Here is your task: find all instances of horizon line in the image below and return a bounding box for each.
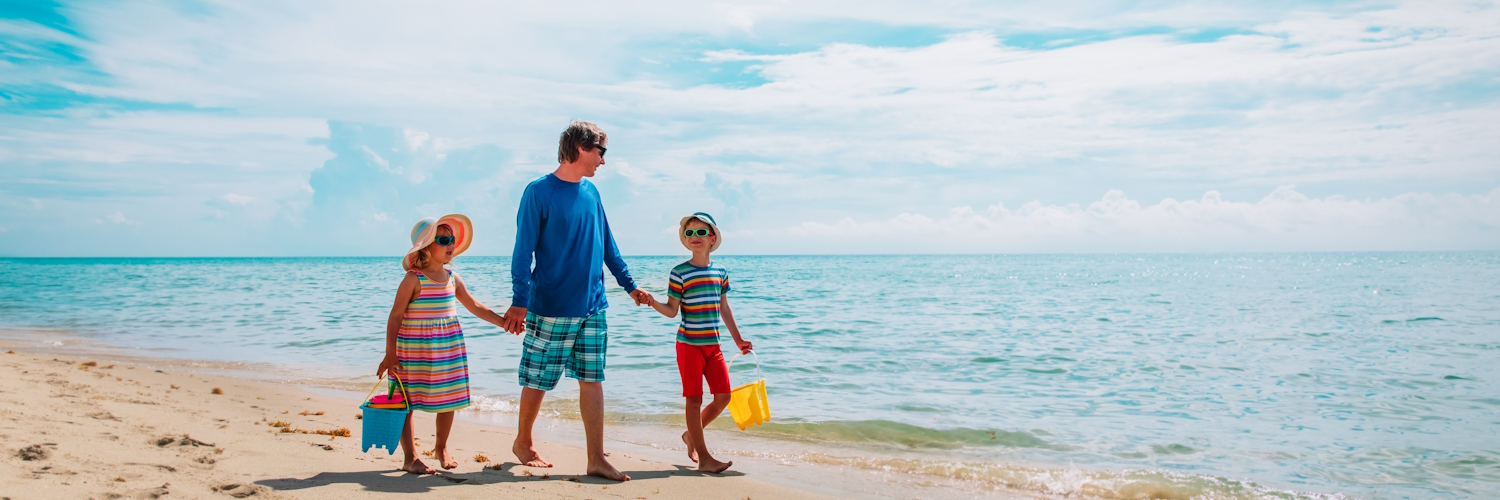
[3,250,1497,259]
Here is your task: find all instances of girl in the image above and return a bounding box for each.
[377,214,507,474]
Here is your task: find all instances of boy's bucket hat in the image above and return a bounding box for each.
[678,212,722,253]
[402,214,473,271]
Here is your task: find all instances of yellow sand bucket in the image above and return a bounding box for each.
[726,351,769,431]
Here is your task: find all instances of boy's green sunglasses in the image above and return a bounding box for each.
[684,228,714,237]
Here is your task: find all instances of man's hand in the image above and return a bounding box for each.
[503,306,527,335]
[629,289,653,306]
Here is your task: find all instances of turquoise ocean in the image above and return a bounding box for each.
[2,253,1497,499]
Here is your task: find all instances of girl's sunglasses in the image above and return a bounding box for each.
[684,229,714,237]
[434,236,456,246]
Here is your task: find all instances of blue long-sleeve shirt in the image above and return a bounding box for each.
[510,173,637,317]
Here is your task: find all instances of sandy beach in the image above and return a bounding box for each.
[0,346,831,500]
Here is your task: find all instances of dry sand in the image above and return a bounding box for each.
[0,348,831,499]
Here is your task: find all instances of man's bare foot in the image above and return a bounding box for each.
[681,431,698,463]
[697,456,732,474]
[402,459,435,475]
[512,440,552,468]
[433,447,458,470]
[586,457,631,482]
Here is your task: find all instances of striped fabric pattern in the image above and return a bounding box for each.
[396,270,471,413]
[667,262,730,346]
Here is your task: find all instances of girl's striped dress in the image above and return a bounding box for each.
[396,270,471,412]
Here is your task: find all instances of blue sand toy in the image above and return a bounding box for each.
[360,373,411,454]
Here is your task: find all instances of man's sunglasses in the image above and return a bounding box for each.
[434,236,456,246]
[595,145,607,157]
[684,229,714,237]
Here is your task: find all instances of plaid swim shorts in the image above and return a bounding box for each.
[518,311,608,390]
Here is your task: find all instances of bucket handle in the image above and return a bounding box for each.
[364,370,410,407]
[727,350,763,384]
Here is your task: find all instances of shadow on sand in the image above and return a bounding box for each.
[256,461,744,493]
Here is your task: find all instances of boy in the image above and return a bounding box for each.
[646,212,753,473]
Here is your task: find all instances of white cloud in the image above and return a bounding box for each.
[0,113,327,165]
[223,193,255,205]
[663,25,1499,181]
[2,0,1497,255]
[700,49,785,63]
[17,1,1494,190]
[704,171,755,221]
[718,4,757,33]
[105,210,140,225]
[781,185,1500,253]
[403,128,430,152]
[11,198,44,210]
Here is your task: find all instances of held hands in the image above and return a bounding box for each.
[629,289,654,307]
[484,313,510,331]
[500,291,650,336]
[501,306,527,335]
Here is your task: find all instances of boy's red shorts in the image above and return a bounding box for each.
[676,342,731,397]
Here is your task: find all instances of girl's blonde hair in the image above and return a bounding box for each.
[407,224,452,270]
[410,245,435,270]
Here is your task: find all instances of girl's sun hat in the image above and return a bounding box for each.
[678,212,722,252]
[402,214,473,271]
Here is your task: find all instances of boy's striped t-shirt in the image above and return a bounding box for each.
[668,262,730,346]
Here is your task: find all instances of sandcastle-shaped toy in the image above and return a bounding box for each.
[360,372,410,454]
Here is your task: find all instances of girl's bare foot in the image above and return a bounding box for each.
[512,440,552,468]
[402,459,435,475]
[697,456,732,474]
[586,457,631,481]
[681,431,698,463]
[433,448,458,470]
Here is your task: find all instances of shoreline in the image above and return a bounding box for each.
[0,329,1366,500]
[0,337,1048,499]
[0,344,848,499]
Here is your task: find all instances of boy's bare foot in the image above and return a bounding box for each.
[697,457,732,474]
[402,459,435,475]
[433,448,458,470]
[586,457,631,481]
[512,440,552,468]
[681,431,698,463]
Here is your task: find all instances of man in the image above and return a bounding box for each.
[503,120,651,482]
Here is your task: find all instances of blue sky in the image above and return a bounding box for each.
[1,0,1497,256]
